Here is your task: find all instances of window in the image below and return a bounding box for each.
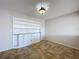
[13,17,41,48]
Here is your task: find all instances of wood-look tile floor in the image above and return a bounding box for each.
[0,40,79,59]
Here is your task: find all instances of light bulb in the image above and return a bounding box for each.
[37,7,46,15]
[39,9,46,14]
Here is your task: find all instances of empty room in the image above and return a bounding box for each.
[0,0,79,59]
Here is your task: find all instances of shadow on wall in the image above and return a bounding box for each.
[46,35,79,50]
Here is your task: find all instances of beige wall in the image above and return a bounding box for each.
[0,8,45,52]
[45,11,79,50]
[0,9,13,51]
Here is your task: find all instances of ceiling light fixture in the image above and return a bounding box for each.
[36,0,48,15]
[39,7,46,15]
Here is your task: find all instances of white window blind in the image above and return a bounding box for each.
[13,17,41,48]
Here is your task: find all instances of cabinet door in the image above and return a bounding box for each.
[23,34,32,46]
[31,33,40,44]
[18,35,24,48]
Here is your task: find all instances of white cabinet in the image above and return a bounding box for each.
[13,32,41,48]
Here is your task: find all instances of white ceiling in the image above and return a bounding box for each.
[0,0,79,20]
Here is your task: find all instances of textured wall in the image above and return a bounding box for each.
[45,11,79,50]
[0,8,45,52]
[0,9,13,51]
